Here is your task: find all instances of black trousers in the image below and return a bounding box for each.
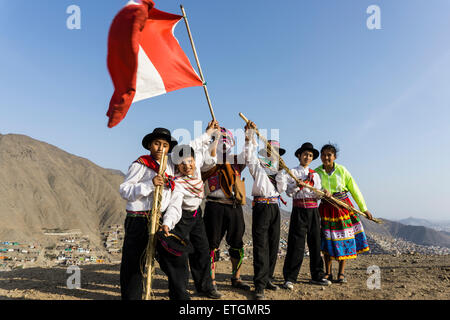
[120,209,214,300]
[155,208,215,300]
[119,216,149,300]
[156,240,190,300]
[120,216,186,300]
[174,208,215,294]
[252,203,280,291]
[203,201,245,251]
[283,206,325,282]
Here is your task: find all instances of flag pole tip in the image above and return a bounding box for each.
[180,4,186,16]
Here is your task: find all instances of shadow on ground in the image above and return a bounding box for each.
[0,264,123,300]
[0,263,241,300]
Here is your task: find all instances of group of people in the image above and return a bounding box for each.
[118,119,374,300]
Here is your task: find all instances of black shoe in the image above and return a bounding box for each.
[310,278,331,286]
[265,281,279,291]
[254,289,265,300]
[202,288,223,299]
[231,278,251,291]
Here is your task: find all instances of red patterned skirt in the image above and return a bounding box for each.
[319,193,369,260]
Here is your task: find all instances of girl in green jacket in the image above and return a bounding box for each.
[315,144,373,283]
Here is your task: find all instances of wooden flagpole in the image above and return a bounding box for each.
[239,112,383,224]
[180,5,216,121]
[143,149,169,300]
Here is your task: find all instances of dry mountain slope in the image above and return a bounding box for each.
[362,218,450,248]
[1,133,449,252]
[0,133,126,245]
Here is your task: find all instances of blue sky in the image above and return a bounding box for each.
[1,0,449,220]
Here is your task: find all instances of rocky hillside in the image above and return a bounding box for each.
[0,134,127,247]
[398,217,450,233]
[362,218,450,249]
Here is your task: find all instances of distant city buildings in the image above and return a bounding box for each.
[1,223,448,272]
[0,242,40,270]
[0,225,125,271]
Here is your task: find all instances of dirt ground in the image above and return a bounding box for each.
[0,254,448,300]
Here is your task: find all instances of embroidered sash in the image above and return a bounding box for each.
[298,169,315,191]
[258,158,287,206]
[293,198,318,208]
[175,176,204,199]
[134,155,175,191]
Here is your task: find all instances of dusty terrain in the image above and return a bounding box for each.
[0,254,448,300]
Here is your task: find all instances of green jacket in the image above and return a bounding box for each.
[314,163,368,212]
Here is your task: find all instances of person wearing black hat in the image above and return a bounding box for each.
[277,142,331,290]
[158,136,223,300]
[244,122,286,300]
[118,122,218,300]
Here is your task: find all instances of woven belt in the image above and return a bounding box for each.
[126,210,151,217]
[293,198,318,209]
[206,196,235,205]
[253,196,279,205]
[332,191,349,200]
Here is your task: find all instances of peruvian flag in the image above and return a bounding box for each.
[106,0,203,128]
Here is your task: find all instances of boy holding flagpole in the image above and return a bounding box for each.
[158,121,223,300]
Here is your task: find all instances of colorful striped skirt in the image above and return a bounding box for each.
[319,193,369,260]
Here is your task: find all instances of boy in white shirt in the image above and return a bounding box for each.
[159,134,223,300]
[119,122,217,300]
[244,122,286,300]
[277,142,331,290]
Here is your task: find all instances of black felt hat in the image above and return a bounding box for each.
[294,142,319,160]
[142,128,178,152]
[156,231,193,256]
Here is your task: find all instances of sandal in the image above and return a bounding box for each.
[337,273,347,283]
[324,273,333,282]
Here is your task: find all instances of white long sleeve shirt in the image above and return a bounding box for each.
[163,132,216,229]
[119,132,214,230]
[163,178,203,229]
[245,140,282,198]
[276,165,322,200]
[119,158,175,212]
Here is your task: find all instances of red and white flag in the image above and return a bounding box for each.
[106,0,203,128]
